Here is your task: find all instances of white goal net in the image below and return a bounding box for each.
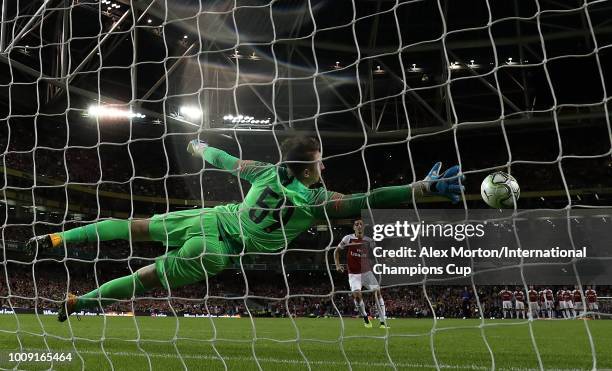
[0,0,611,370]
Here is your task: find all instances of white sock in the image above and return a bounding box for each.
[357,299,367,317]
[377,297,386,323]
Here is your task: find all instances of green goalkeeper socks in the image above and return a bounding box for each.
[75,272,147,311]
[58,220,131,245]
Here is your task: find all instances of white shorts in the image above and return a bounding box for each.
[349,271,379,292]
[574,302,583,311]
[529,302,539,312]
[559,301,567,310]
[544,301,553,310]
[516,301,525,310]
[565,300,574,309]
[587,302,599,311]
[502,300,513,309]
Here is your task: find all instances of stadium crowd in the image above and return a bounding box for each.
[1,264,610,319]
[2,119,611,214]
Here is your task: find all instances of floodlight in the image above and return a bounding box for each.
[87,105,146,119]
[179,106,202,120]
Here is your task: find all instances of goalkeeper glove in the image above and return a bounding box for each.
[423,162,464,204]
[187,139,208,157]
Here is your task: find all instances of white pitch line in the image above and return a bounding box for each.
[73,351,590,371]
[7,348,489,370]
[3,348,594,370]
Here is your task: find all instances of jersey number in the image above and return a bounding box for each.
[249,187,295,233]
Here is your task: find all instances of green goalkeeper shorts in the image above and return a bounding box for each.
[151,209,231,289]
[149,208,214,247]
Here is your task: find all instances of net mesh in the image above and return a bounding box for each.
[0,0,611,370]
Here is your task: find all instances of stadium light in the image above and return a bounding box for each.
[87,105,146,119]
[223,114,270,125]
[408,63,423,73]
[179,106,202,120]
[449,61,462,70]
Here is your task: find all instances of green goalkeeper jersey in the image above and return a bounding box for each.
[203,147,415,253]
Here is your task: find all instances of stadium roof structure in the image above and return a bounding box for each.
[0,0,610,140]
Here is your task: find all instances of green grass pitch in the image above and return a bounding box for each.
[0,314,610,370]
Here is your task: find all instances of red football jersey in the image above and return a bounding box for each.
[538,291,545,303]
[545,289,553,301]
[573,289,582,302]
[563,291,572,302]
[585,289,597,303]
[340,234,374,274]
[556,290,564,302]
[514,290,525,302]
[528,290,538,302]
[500,290,512,301]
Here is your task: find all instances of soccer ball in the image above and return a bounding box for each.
[480,171,520,208]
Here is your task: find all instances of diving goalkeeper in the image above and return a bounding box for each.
[25,137,464,322]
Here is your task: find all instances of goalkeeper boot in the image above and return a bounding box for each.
[363,316,372,328]
[58,293,78,322]
[25,234,62,255]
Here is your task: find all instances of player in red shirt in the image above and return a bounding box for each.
[513,288,526,319]
[556,289,568,318]
[527,286,539,319]
[543,288,554,318]
[562,288,575,319]
[572,286,584,317]
[499,287,514,319]
[537,290,547,318]
[335,219,388,329]
[585,286,600,319]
